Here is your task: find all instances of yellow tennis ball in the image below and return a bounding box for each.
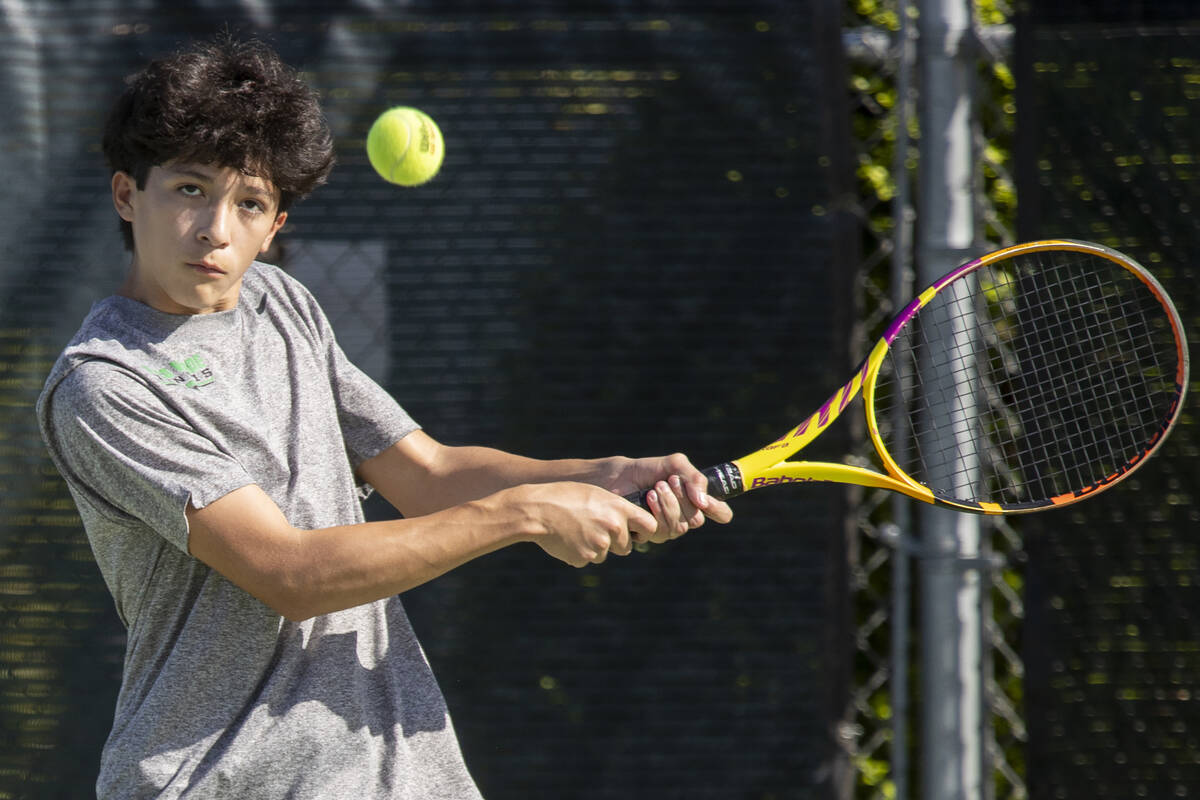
[366,106,445,186]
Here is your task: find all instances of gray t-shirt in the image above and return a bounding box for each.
[37,263,482,799]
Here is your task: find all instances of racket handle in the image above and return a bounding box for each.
[621,463,744,510]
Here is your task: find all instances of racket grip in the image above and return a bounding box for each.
[621,463,744,510]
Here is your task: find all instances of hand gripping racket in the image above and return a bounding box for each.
[629,240,1188,514]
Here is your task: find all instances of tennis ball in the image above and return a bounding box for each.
[982,268,1015,304]
[366,106,445,186]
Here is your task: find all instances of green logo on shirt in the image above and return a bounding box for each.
[151,353,215,389]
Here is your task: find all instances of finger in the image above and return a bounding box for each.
[631,488,657,544]
[667,467,732,525]
[609,519,633,556]
[666,474,704,531]
[627,499,658,543]
[668,474,697,509]
[701,496,734,524]
[668,476,711,527]
[682,471,712,511]
[649,479,689,540]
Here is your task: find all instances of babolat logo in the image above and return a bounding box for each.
[750,475,813,489]
[150,353,215,389]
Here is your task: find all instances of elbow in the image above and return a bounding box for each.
[259,572,325,623]
[270,595,320,624]
[186,488,331,621]
[250,546,327,623]
[251,584,310,623]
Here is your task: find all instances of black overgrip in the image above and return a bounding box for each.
[621,462,744,510]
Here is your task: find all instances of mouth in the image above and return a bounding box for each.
[187,261,226,277]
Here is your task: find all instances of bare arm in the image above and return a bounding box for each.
[186,430,731,622]
[187,477,653,622]
[357,430,732,539]
[355,430,622,516]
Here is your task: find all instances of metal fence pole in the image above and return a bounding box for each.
[889,0,917,797]
[916,0,984,799]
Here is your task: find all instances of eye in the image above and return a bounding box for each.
[178,184,203,197]
[239,198,266,213]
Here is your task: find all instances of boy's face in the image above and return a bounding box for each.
[112,162,287,315]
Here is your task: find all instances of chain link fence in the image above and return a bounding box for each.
[0,2,857,798]
[842,1,1027,798]
[1017,6,1200,796]
[11,3,1194,799]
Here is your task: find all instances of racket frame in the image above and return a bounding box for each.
[717,239,1188,515]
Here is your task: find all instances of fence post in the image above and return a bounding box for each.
[916,0,984,799]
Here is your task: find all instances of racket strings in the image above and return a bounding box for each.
[988,260,1169,497]
[876,249,1183,507]
[1003,259,1165,494]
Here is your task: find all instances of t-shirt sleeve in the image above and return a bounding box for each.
[274,272,420,466]
[265,265,420,467]
[326,339,420,468]
[43,360,255,553]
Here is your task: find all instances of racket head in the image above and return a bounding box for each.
[865,239,1188,513]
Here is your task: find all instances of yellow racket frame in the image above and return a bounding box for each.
[722,239,1188,515]
[730,335,940,509]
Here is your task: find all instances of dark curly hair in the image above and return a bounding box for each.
[103,36,335,250]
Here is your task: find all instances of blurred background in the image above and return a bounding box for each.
[0,1,1197,799]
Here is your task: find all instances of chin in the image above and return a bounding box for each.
[169,288,235,315]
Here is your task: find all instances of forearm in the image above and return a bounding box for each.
[283,492,536,618]
[360,431,626,517]
[189,483,542,621]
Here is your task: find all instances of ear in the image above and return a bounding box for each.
[111,171,137,222]
[259,211,288,254]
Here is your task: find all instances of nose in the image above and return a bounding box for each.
[197,203,231,248]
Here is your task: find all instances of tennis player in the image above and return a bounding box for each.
[36,36,732,799]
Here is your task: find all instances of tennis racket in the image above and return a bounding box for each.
[628,240,1188,514]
